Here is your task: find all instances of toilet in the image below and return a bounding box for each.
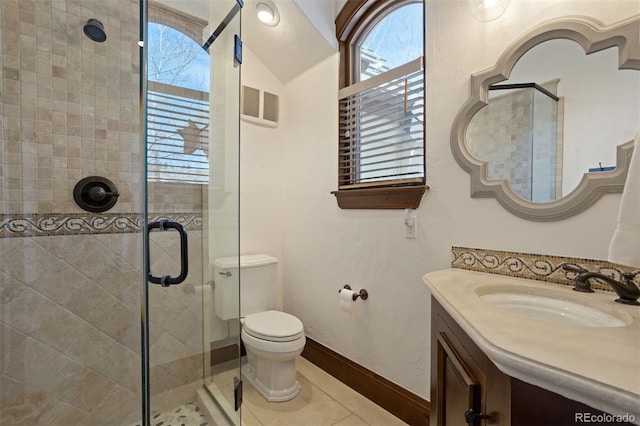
[213,254,306,402]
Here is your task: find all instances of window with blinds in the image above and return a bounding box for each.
[338,57,425,189]
[147,81,210,184]
[333,0,426,208]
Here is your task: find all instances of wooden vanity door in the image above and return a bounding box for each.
[436,333,485,426]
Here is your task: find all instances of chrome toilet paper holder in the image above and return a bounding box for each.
[339,285,368,301]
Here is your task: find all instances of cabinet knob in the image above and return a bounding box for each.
[464,409,488,424]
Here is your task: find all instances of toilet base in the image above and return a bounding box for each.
[242,361,301,402]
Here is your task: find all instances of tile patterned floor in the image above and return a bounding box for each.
[210,356,408,426]
[130,356,408,426]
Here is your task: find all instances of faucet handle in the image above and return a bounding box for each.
[622,271,640,282]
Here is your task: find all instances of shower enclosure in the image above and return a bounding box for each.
[0,0,242,424]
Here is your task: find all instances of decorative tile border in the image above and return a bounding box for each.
[0,213,203,238]
[451,246,639,293]
[149,213,203,233]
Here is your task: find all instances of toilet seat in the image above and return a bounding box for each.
[243,310,304,342]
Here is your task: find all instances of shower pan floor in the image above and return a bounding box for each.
[128,401,209,426]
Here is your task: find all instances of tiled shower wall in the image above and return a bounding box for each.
[1,1,208,424]
[0,0,142,214]
[0,0,203,214]
[1,230,205,425]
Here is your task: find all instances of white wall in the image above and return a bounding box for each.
[240,47,287,309]
[241,0,640,401]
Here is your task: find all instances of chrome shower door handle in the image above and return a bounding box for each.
[147,219,189,287]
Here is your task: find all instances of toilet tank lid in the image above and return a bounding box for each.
[213,254,278,269]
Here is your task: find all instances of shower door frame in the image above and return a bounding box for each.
[139,2,150,424]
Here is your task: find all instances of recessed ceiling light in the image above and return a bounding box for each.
[256,1,280,27]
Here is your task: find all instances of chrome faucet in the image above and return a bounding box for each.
[562,264,640,306]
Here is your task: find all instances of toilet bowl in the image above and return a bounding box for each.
[213,254,306,402]
[241,310,306,402]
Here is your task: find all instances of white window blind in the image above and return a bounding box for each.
[338,57,425,189]
[147,81,210,184]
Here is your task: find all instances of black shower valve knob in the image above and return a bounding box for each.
[87,186,119,202]
[73,176,120,213]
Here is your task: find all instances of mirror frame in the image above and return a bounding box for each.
[451,16,640,221]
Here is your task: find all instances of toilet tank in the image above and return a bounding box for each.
[213,254,278,320]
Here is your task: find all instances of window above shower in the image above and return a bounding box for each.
[147,22,211,185]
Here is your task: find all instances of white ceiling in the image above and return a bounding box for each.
[242,0,337,82]
[155,0,345,83]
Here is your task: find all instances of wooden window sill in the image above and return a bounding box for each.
[331,185,429,209]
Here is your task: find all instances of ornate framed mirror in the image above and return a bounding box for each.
[451,16,639,221]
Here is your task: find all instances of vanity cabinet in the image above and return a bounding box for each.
[430,298,634,426]
[431,298,509,425]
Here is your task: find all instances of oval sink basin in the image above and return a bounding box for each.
[480,293,628,327]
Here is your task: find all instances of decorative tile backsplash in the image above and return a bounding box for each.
[0,212,203,238]
[451,246,639,293]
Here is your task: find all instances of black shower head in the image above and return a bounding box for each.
[83,18,106,42]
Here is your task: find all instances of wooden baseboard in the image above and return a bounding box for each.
[301,337,430,425]
[210,341,245,366]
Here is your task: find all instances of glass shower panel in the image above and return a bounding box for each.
[0,1,144,424]
[144,1,241,425]
[202,5,242,426]
[531,88,560,203]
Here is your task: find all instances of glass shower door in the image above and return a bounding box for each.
[143,1,241,425]
[201,4,243,425]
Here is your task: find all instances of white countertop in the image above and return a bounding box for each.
[423,269,640,422]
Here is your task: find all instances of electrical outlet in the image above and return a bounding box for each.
[405,215,417,239]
